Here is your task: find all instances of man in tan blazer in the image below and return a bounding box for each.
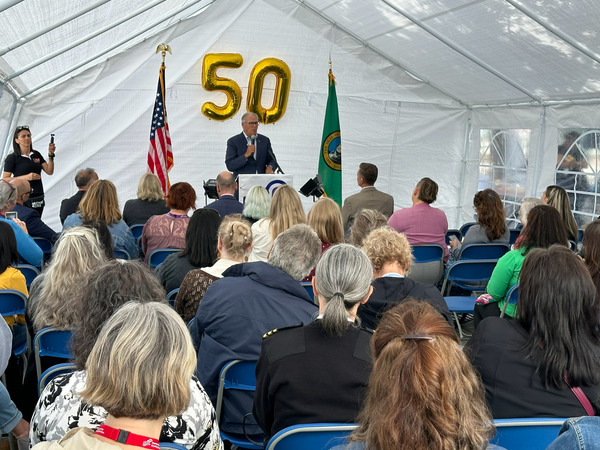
[342,162,394,230]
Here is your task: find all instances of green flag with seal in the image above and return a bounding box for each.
[318,66,342,206]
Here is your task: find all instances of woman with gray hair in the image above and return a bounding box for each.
[253,244,374,442]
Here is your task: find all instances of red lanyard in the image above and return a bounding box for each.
[94,424,160,449]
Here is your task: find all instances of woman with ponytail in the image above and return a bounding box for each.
[253,244,374,442]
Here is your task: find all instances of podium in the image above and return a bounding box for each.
[238,174,294,202]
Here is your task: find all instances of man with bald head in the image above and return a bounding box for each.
[205,171,244,219]
[10,178,59,243]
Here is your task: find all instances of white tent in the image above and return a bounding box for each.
[2,0,600,230]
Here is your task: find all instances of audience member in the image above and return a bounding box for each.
[0,179,43,266]
[59,168,98,225]
[346,301,495,450]
[10,178,58,243]
[32,302,221,450]
[63,179,138,259]
[474,205,568,325]
[80,219,113,259]
[175,215,252,323]
[241,185,270,225]
[254,244,373,442]
[190,224,320,436]
[0,222,27,328]
[517,197,543,228]
[341,163,394,230]
[122,173,169,226]
[156,208,220,294]
[205,171,243,218]
[0,319,29,450]
[31,260,223,449]
[546,417,600,450]
[348,209,387,247]
[542,184,579,242]
[583,219,600,296]
[360,227,452,329]
[248,184,306,262]
[28,227,108,333]
[387,177,449,261]
[449,189,509,259]
[465,245,600,418]
[141,181,196,259]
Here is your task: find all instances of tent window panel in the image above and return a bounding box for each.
[479,129,530,228]
[556,130,600,227]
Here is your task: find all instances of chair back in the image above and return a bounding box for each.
[38,362,76,395]
[445,229,462,246]
[166,288,179,307]
[215,359,262,449]
[15,264,41,287]
[408,244,445,285]
[0,290,28,357]
[130,224,145,240]
[500,284,519,318]
[441,260,498,295]
[34,327,73,380]
[458,243,510,260]
[113,249,131,260]
[578,228,584,243]
[459,222,476,237]
[159,443,188,450]
[33,236,53,263]
[491,418,565,450]
[147,248,181,269]
[509,229,521,246]
[300,282,315,303]
[266,423,357,450]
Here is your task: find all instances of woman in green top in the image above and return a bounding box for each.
[474,205,569,327]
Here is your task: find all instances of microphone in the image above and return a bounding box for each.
[251,135,256,145]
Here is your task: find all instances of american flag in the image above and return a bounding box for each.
[147,63,173,194]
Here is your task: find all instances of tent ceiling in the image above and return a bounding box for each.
[1,0,600,107]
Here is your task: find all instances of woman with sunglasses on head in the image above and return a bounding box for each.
[2,125,55,215]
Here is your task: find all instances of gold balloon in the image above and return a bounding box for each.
[201,53,243,121]
[247,58,291,124]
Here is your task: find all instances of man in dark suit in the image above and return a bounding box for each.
[59,168,98,224]
[341,162,394,230]
[11,178,59,243]
[205,171,244,219]
[225,112,277,178]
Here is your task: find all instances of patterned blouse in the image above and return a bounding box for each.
[141,214,189,261]
[30,370,223,450]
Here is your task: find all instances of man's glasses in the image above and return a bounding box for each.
[16,125,30,132]
[245,122,259,125]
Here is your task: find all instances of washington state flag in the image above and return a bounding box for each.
[318,67,342,206]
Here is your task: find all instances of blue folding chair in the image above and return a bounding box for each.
[15,264,41,287]
[166,288,179,307]
[0,290,28,359]
[459,222,476,237]
[458,243,510,260]
[130,224,145,240]
[113,249,131,260]
[34,327,73,380]
[509,229,521,246]
[38,362,76,395]
[409,244,445,285]
[445,229,462,246]
[441,260,498,338]
[491,418,565,450]
[215,360,262,449]
[300,282,315,303]
[159,443,187,449]
[266,423,357,450]
[500,283,519,318]
[578,228,584,243]
[147,248,181,269]
[33,236,53,264]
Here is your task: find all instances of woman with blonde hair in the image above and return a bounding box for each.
[32,301,216,449]
[63,179,138,258]
[248,185,305,262]
[307,197,344,250]
[175,215,253,323]
[348,300,496,450]
[242,185,271,225]
[122,173,169,226]
[542,185,579,242]
[28,226,108,332]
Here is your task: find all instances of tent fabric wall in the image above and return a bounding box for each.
[1,0,600,231]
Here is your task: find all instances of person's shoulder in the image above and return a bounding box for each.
[262,323,304,340]
[261,323,307,361]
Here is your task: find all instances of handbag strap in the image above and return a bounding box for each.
[564,374,595,416]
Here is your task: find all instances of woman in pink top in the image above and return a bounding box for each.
[141,182,196,260]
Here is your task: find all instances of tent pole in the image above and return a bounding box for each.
[1,99,23,164]
[6,0,168,80]
[0,0,112,57]
[18,0,214,99]
[456,113,472,228]
[531,106,547,196]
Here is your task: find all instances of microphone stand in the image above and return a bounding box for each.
[268,148,284,174]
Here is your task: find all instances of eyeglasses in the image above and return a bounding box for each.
[15,125,30,132]
[245,121,259,125]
